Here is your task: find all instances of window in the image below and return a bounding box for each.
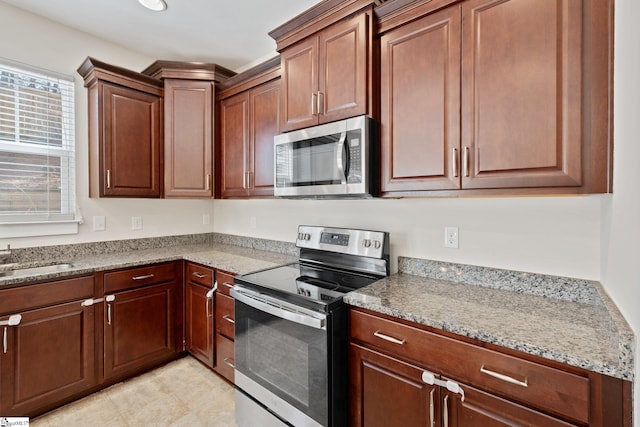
[0,59,76,228]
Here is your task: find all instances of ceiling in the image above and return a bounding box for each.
[1,0,319,72]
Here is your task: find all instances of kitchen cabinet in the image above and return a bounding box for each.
[378,0,613,195]
[142,61,236,198]
[270,0,375,132]
[0,276,97,417]
[218,58,280,198]
[78,57,163,198]
[103,262,180,382]
[185,262,216,367]
[349,308,628,427]
[212,271,236,383]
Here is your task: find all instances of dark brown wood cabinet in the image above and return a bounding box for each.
[185,262,216,367]
[349,307,630,427]
[78,57,163,198]
[102,262,179,382]
[212,271,236,383]
[142,61,235,198]
[270,0,375,132]
[218,58,280,198]
[378,0,613,196]
[0,276,97,417]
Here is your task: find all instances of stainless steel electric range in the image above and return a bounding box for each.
[232,225,390,427]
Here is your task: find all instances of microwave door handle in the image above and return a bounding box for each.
[336,131,348,184]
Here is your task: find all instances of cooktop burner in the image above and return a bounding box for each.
[235,262,380,311]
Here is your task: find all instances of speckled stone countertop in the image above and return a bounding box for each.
[0,233,297,288]
[344,257,635,381]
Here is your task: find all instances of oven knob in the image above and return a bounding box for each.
[298,232,304,240]
[304,233,311,241]
[363,239,371,248]
[374,240,381,249]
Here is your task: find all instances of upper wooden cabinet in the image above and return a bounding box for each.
[143,61,235,198]
[270,0,376,132]
[78,58,163,198]
[218,57,281,198]
[377,0,613,196]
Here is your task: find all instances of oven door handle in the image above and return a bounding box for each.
[232,287,327,330]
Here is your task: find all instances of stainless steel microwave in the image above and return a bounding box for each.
[274,115,377,198]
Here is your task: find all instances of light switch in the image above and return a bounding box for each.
[132,216,143,230]
[93,216,106,231]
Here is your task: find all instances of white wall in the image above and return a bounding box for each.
[0,2,215,249]
[604,0,640,424]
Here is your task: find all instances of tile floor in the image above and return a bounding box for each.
[31,356,238,427]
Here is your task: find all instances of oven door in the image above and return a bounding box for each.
[232,285,329,427]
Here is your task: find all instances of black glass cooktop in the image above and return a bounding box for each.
[234,262,380,312]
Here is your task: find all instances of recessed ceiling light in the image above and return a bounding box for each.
[138,0,167,12]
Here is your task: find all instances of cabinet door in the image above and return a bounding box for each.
[185,281,214,367]
[248,79,280,197]
[443,384,578,427]
[0,300,96,416]
[280,36,319,132]
[349,343,439,427]
[461,0,582,189]
[318,12,370,124]
[101,82,162,197]
[380,7,461,193]
[104,282,176,381]
[220,92,250,197]
[164,79,213,197]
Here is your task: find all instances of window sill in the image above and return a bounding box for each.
[0,219,80,238]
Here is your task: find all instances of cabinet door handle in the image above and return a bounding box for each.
[373,330,406,345]
[317,91,324,115]
[106,295,115,325]
[1,314,22,354]
[205,174,211,191]
[443,395,449,427]
[192,272,207,279]
[106,169,111,189]
[429,388,435,427]
[463,146,470,177]
[480,365,528,387]
[453,148,459,178]
[223,315,235,324]
[223,358,235,369]
[132,274,154,281]
[311,93,318,116]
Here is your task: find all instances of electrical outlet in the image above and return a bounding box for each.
[202,213,210,225]
[444,227,459,249]
[93,216,106,231]
[250,216,257,229]
[131,216,143,230]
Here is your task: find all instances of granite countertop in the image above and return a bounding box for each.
[0,240,297,288]
[344,258,635,381]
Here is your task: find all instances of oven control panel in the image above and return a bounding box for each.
[296,225,388,259]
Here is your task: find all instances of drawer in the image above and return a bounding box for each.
[186,262,213,287]
[215,333,235,383]
[216,293,235,340]
[350,309,589,424]
[104,262,176,293]
[0,276,94,314]
[216,271,235,297]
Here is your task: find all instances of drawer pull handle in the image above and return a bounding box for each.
[192,272,207,279]
[223,315,235,324]
[373,330,406,345]
[223,282,234,289]
[480,365,528,387]
[132,274,155,281]
[223,358,235,369]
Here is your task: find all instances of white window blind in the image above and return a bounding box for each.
[0,59,76,224]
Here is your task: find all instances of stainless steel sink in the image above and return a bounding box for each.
[0,262,74,277]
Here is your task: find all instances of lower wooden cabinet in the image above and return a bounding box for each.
[184,262,236,383]
[103,282,177,381]
[0,276,97,417]
[349,307,629,427]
